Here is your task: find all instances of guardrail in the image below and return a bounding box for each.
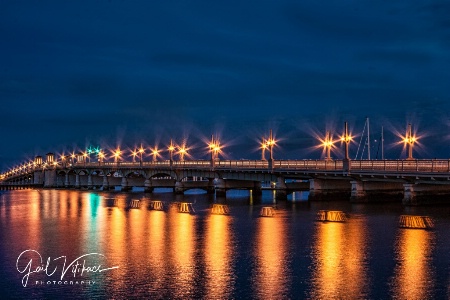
[3,159,450,180]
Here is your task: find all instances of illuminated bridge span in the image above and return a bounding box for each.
[3,153,450,206]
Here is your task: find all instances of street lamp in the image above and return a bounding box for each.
[113,148,121,163]
[178,145,188,161]
[260,138,267,160]
[138,145,145,162]
[131,149,138,163]
[403,123,416,160]
[151,147,160,162]
[340,122,352,160]
[208,135,222,161]
[98,151,105,163]
[168,139,175,162]
[322,131,334,160]
[83,152,88,166]
[267,129,276,160]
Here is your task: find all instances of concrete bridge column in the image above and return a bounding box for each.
[64,173,70,187]
[308,178,351,201]
[144,178,153,193]
[174,180,184,194]
[206,178,215,194]
[102,175,109,190]
[75,174,81,189]
[351,180,403,203]
[87,174,93,190]
[350,180,366,201]
[44,169,56,188]
[251,181,262,197]
[121,177,130,192]
[403,183,416,206]
[33,170,43,185]
[275,176,287,200]
[215,178,226,197]
[402,183,450,205]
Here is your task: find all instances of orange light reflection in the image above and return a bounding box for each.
[310,218,368,299]
[205,214,233,299]
[391,229,434,299]
[254,216,288,299]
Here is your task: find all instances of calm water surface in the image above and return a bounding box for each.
[0,189,449,299]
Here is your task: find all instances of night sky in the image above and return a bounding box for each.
[2,1,450,170]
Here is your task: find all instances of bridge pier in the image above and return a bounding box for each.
[102,175,110,190]
[121,177,131,192]
[64,173,70,188]
[33,170,43,185]
[144,178,153,193]
[350,180,403,202]
[87,174,93,190]
[174,180,183,194]
[308,178,351,201]
[403,183,450,205]
[214,179,262,198]
[275,176,287,200]
[44,169,57,188]
[75,174,81,189]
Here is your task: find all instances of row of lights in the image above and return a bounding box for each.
[319,122,418,160]
[1,124,419,179]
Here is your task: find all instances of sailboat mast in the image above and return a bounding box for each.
[381,125,384,160]
[367,117,370,160]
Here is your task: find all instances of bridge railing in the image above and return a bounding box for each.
[215,160,268,169]
[350,159,450,172]
[274,160,344,170]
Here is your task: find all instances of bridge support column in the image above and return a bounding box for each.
[308,178,351,201]
[33,170,43,185]
[215,179,226,197]
[351,180,403,202]
[206,178,215,194]
[174,181,184,194]
[403,183,450,205]
[75,174,81,189]
[87,174,93,190]
[144,178,153,193]
[275,176,287,200]
[121,177,131,192]
[251,181,262,197]
[64,173,70,188]
[44,169,57,188]
[350,180,367,201]
[102,175,109,190]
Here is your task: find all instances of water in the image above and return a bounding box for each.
[0,189,449,299]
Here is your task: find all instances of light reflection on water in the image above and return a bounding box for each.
[391,229,435,300]
[0,189,448,299]
[309,216,369,299]
[205,214,233,299]
[254,214,289,299]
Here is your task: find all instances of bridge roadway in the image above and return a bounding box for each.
[3,159,450,205]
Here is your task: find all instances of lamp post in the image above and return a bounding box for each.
[131,149,138,163]
[267,129,276,160]
[341,122,351,160]
[404,123,416,160]
[178,145,187,161]
[151,147,159,162]
[113,148,121,164]
[260,138,267,161]
[323,131,333,161]
[98,151,105,164]
[139,146,144,163]
[168,139,175,165]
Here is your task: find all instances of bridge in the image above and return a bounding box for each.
[2,152,450,205]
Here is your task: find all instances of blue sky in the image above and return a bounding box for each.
[1,1,450,169]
